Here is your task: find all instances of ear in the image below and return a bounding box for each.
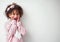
[8,14,11,18]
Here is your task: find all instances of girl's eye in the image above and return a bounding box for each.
[16,13,18,15]
[13,13,19,15]
[12,12,19,15]
[16,13,19,15]
[12,12,15,15]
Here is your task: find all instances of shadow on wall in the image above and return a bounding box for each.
[21,10,33,42]
[23,32,32,42]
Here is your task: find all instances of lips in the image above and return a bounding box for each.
[14,18,17,20]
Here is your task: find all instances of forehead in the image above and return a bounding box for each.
[12,9,19,13]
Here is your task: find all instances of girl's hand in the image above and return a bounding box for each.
[11,19,17,25]
[17,15,20,22]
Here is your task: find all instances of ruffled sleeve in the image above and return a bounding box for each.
[17,21,26,36]
[6,20,17,42]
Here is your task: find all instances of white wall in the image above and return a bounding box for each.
[0,0,60,42]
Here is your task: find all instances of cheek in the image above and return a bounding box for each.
[18,15,20,18]
[11,15,15,19]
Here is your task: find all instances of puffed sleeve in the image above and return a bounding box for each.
[6,20,17,42]
[17,21,26,36]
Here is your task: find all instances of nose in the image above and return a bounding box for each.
[14,15,17,18]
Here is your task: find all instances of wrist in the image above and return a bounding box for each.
[17,21,21,27]
[11,20,17,25]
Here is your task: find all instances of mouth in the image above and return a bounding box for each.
[14,18,17,20]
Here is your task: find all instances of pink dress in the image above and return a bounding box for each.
[6,20,26,42]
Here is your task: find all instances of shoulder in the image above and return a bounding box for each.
[5,19,12,27]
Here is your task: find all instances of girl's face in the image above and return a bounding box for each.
[8,9,20,20]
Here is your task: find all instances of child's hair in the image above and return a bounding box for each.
[5,3,23,18]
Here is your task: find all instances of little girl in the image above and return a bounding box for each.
[5,3,26,42]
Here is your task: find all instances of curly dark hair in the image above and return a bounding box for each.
[5,3,23,18]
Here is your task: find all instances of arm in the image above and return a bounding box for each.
[17,21,26,37]
[6,20,17,42]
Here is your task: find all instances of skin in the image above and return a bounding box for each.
[8,9,20,21]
